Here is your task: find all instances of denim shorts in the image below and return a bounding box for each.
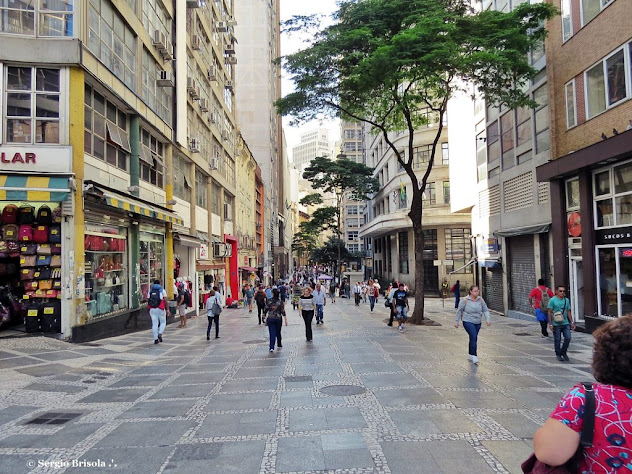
[396,306,408,320]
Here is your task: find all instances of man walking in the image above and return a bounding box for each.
[392,283,409,333]
[176,282,188,328]
[313,283,326,324]
[452,280,461,309]
[148,279,168,344]
[254,286,268,324]
[353,282,362,306]
[528,278,554,338]
[244,284,254,313]
[547,285,575,361]
[205,286,223,340]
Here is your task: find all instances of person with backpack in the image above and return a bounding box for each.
[385,283,396,326]
[547,285,575,362]
[177,283,188,328]
[263,288,287,352]
[254,286,267,324]
[148,279,168,344]
[528,278,555,338]
[205,286,223,340]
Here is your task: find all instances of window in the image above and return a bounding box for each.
[566,178,580,210]
[500,112,514,169]
[211,182,221,215]
[224,194,234,220]
[487,120,500,165]
[141,0,171,40]
[140,127,164,187]
[412,144,431,169]
[443,181,451,204]
[348,231,359,242]
[585,45,631,119]
[445,228,472,274]
[346,218,359,228]
[582,0,613,26]
[422,183,436,205]
[565,80,577,128]
[533,83,549,153]
[5,66,60,144]
[516,106,532,147]
[347,205,359,215]
[84,85,129,171]
[561,0,572,42]
[173,154,191,201]
[441,143,449,165]
[593,162,632,228]
[195,169,208,208]
[141,48,172,125]
[398,231,409,274]
[0,0,74,36]
[87,0,136,90]
[476,130,486,182]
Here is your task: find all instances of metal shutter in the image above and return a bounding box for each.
[507,235,536,314]
[483,268,504,313]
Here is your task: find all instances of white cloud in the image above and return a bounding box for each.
[280,0,340,159]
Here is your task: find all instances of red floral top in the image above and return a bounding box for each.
[550,383,632,473]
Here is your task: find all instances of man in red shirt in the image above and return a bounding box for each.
[528,278,554,338]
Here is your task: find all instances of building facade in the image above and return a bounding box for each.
[536,0,631,332]
[235,133,257,287]
[359,113,474,294]
[0,0,239,341]
[291,127,332,174]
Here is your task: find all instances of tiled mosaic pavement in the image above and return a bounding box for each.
[0,298,595,473]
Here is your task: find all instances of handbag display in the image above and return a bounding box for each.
[521,382,595,474]
[17,205,35,225]
[36,255,52,267]
[50,255,61,267]
[36,244,52,255]
[34,268,51,280]
[18,225,33,241]
[51,268,61,279]
[39,280,53,290]
[20,255,37,267]
[1,204,18,224]
[25,281,39,291]
[51,244,62,255]
[21,268,35,281]
[21,243,37,255]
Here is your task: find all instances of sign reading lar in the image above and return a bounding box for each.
[596,226,632,245]
[0,146,72,173]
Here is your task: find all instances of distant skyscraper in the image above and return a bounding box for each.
[291,128,332,173]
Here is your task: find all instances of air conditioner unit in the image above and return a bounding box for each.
[189,138,200,153]
[221,131,229,141]
[156,70,174,87]
[208,114,217,125]
[224,203,232,220]
[226,56,237,65]
[187,77,196,94]
[192,86,201,100]
[187,0,205,8]
[209,157,219,170]
[207,66,217,81]
[163,41,174,61]
[153,30,167,53]
[199,97,208,112]
[191,35,201,51]
[216,21,228,32]
[224,45,235,55]
[226,19,238,27]
[224,81,233,91]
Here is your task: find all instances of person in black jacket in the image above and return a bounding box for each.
[254,286,267,324]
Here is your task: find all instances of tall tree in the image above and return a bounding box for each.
[277,0,556,324]
[301,155,379,282]
[311,237,354,268]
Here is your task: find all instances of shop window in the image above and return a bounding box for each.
[195,168,208,208]
[139,232,164,303]
[87,0,136,90]
[173,154,191,201]
[593,162,632,228]
[84,224,128,319]
[0,0,74,37]
[140,128,164,188]
[445,228,472,274]
[84,85,129,171]
[5,66,61,144]
[398,231,409,274]
[597,246,632,318]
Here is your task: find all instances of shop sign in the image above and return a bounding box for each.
[199,244,209,259]
[0,145,72,174]
[596,226,632,245]
[567,212,582,237]
[478,238,499,255]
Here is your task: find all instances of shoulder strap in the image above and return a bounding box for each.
[580,382,595,448]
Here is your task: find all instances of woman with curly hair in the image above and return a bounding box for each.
[533,316,632,471]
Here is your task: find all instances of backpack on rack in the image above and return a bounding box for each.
[40,301,61,333]
[18,225,33,242]
[49,226,61,243]
[540,288,551,310]
[148,286,162,308]
[25,303,42,333]
[2,224,18,241]
[33,226,48,243]
[1,204,18,224]
[17,205,35,225]
[36,205,52,226]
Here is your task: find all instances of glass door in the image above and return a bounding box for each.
[596,245,632,318]
[569,258,584,322]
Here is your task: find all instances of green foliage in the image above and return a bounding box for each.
[299,193,324,206]
[302,156,379,201]
[292,231,318,257]
[311,237,353,266]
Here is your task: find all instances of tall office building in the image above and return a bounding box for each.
[291,127,332,174]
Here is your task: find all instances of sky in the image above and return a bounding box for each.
[280,0,340,162]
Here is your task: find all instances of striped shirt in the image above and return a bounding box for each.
[299,295,315,312]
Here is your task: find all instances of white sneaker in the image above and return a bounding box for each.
[468,355,473,362]
[472,356,479,365]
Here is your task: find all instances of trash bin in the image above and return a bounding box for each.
[168,300,177,317]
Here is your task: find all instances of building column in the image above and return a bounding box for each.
[550,179,568,291]
[165,144,174,299]
[129,116,140,196]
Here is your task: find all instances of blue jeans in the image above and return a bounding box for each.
[316,304,324,322]
[267,318,283,350]
[369,296,375,311]
[462,321,481,356]
[553,324,572,355]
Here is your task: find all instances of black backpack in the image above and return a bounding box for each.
[184,290,192,307]
[18,205,35,225]
[36,205,53,225]
[148,287,162,308]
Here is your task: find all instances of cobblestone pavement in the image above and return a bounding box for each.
[0,298,595,474]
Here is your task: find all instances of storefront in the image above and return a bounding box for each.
[174,232,201,316]
[537,132,632,332]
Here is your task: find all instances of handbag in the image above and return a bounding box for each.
[39,280,53,290]
[553,300,567,324]
[21,243,38,255]
[50,255,61,267]
[20,255,37,267]
[36,244,52,255]
[521,382,595,474]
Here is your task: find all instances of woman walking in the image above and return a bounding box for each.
[263,288,287,352]
[299,286,316,341]
[455,285,491,365]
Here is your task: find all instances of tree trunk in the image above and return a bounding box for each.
[409,189,426,324]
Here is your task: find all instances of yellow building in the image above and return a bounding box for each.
[235,134,258,286]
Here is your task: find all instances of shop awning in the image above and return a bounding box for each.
[87,184,184,226]
[240,266,257,272]
[197,231,210,243]
[449,258,477,274]
[175,232,202,248]
[0,175,71,201]
[494,224,550,238]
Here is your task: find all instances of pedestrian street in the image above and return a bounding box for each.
[0,298,595,474]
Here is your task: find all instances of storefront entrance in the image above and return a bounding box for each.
[596,245,632,318]
[570,257,585,323]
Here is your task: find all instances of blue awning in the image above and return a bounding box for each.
[478,259,501,269]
